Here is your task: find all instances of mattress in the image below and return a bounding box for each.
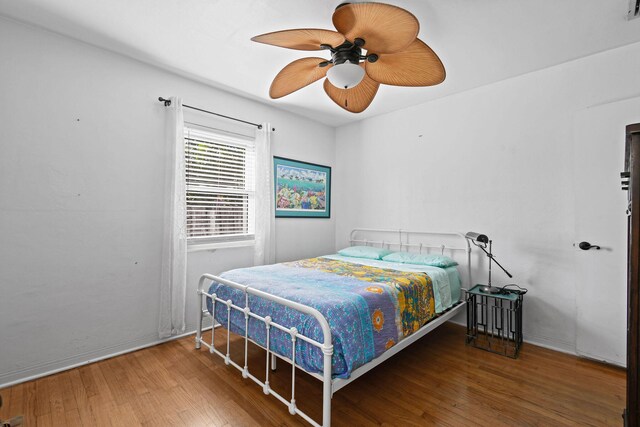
[207,255,461,379]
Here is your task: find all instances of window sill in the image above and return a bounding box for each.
[188,240,255,252]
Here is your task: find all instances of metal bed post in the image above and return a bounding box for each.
[322,341,333,426]
[195,286,203,350]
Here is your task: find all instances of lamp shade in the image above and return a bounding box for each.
[465,232,489,244]
[326,62,365,89]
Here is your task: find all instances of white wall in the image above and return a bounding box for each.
[334,41,640,361]
[2,14,638,389]
[0,18,335,387]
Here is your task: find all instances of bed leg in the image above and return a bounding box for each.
[270,353,277,371]
[195,291,203,350]
[322,344,333,427]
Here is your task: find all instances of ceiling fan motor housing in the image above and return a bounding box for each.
[332,42,362,65]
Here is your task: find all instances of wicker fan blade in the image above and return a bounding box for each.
[332,3,418,54]
[323,65,379,113]
[252,29,345,50]
[270,58,332,99]
[365,39,446,87]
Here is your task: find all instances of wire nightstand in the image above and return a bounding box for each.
[466,284,524,358]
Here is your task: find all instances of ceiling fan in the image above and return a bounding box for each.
[251,2,446,113]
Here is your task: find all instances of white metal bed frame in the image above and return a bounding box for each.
[195,229,472,427]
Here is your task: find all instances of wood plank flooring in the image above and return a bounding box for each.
[0,323,625,426]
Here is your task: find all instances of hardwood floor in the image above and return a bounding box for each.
[0,323,625,426]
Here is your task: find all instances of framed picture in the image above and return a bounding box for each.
[274,156,331,218]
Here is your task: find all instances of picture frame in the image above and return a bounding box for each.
[273,156,331,218]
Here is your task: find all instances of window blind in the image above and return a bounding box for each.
[184,127,255,243]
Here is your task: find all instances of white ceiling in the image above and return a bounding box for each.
[1,0,639,126]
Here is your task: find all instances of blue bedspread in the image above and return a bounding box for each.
[207,257,439,378]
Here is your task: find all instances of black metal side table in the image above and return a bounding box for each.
[466,284,524,358]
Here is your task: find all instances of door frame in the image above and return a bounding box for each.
[626,123,640,426]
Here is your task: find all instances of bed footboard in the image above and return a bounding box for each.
[196,273,334,427]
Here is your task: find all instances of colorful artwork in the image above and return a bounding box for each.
[273,157,331,218]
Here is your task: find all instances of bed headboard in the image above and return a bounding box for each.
[349,228,472,288]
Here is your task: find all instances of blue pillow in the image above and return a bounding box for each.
[381,252,458,268]
[338,246,393,260]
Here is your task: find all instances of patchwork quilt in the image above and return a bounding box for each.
[207,257,437,378]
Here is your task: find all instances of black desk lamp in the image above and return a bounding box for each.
[465,232,513,294]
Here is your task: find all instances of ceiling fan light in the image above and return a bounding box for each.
[326,62,365,89]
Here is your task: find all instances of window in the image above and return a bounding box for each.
[184,126,255,246]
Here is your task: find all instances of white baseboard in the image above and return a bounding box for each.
[521,335,625,368]
[448,319,577,355]
[2,318,623,391]
[522,334,576,356]
[0,327,211,390]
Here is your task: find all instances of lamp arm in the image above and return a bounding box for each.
[477,245,513,279]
